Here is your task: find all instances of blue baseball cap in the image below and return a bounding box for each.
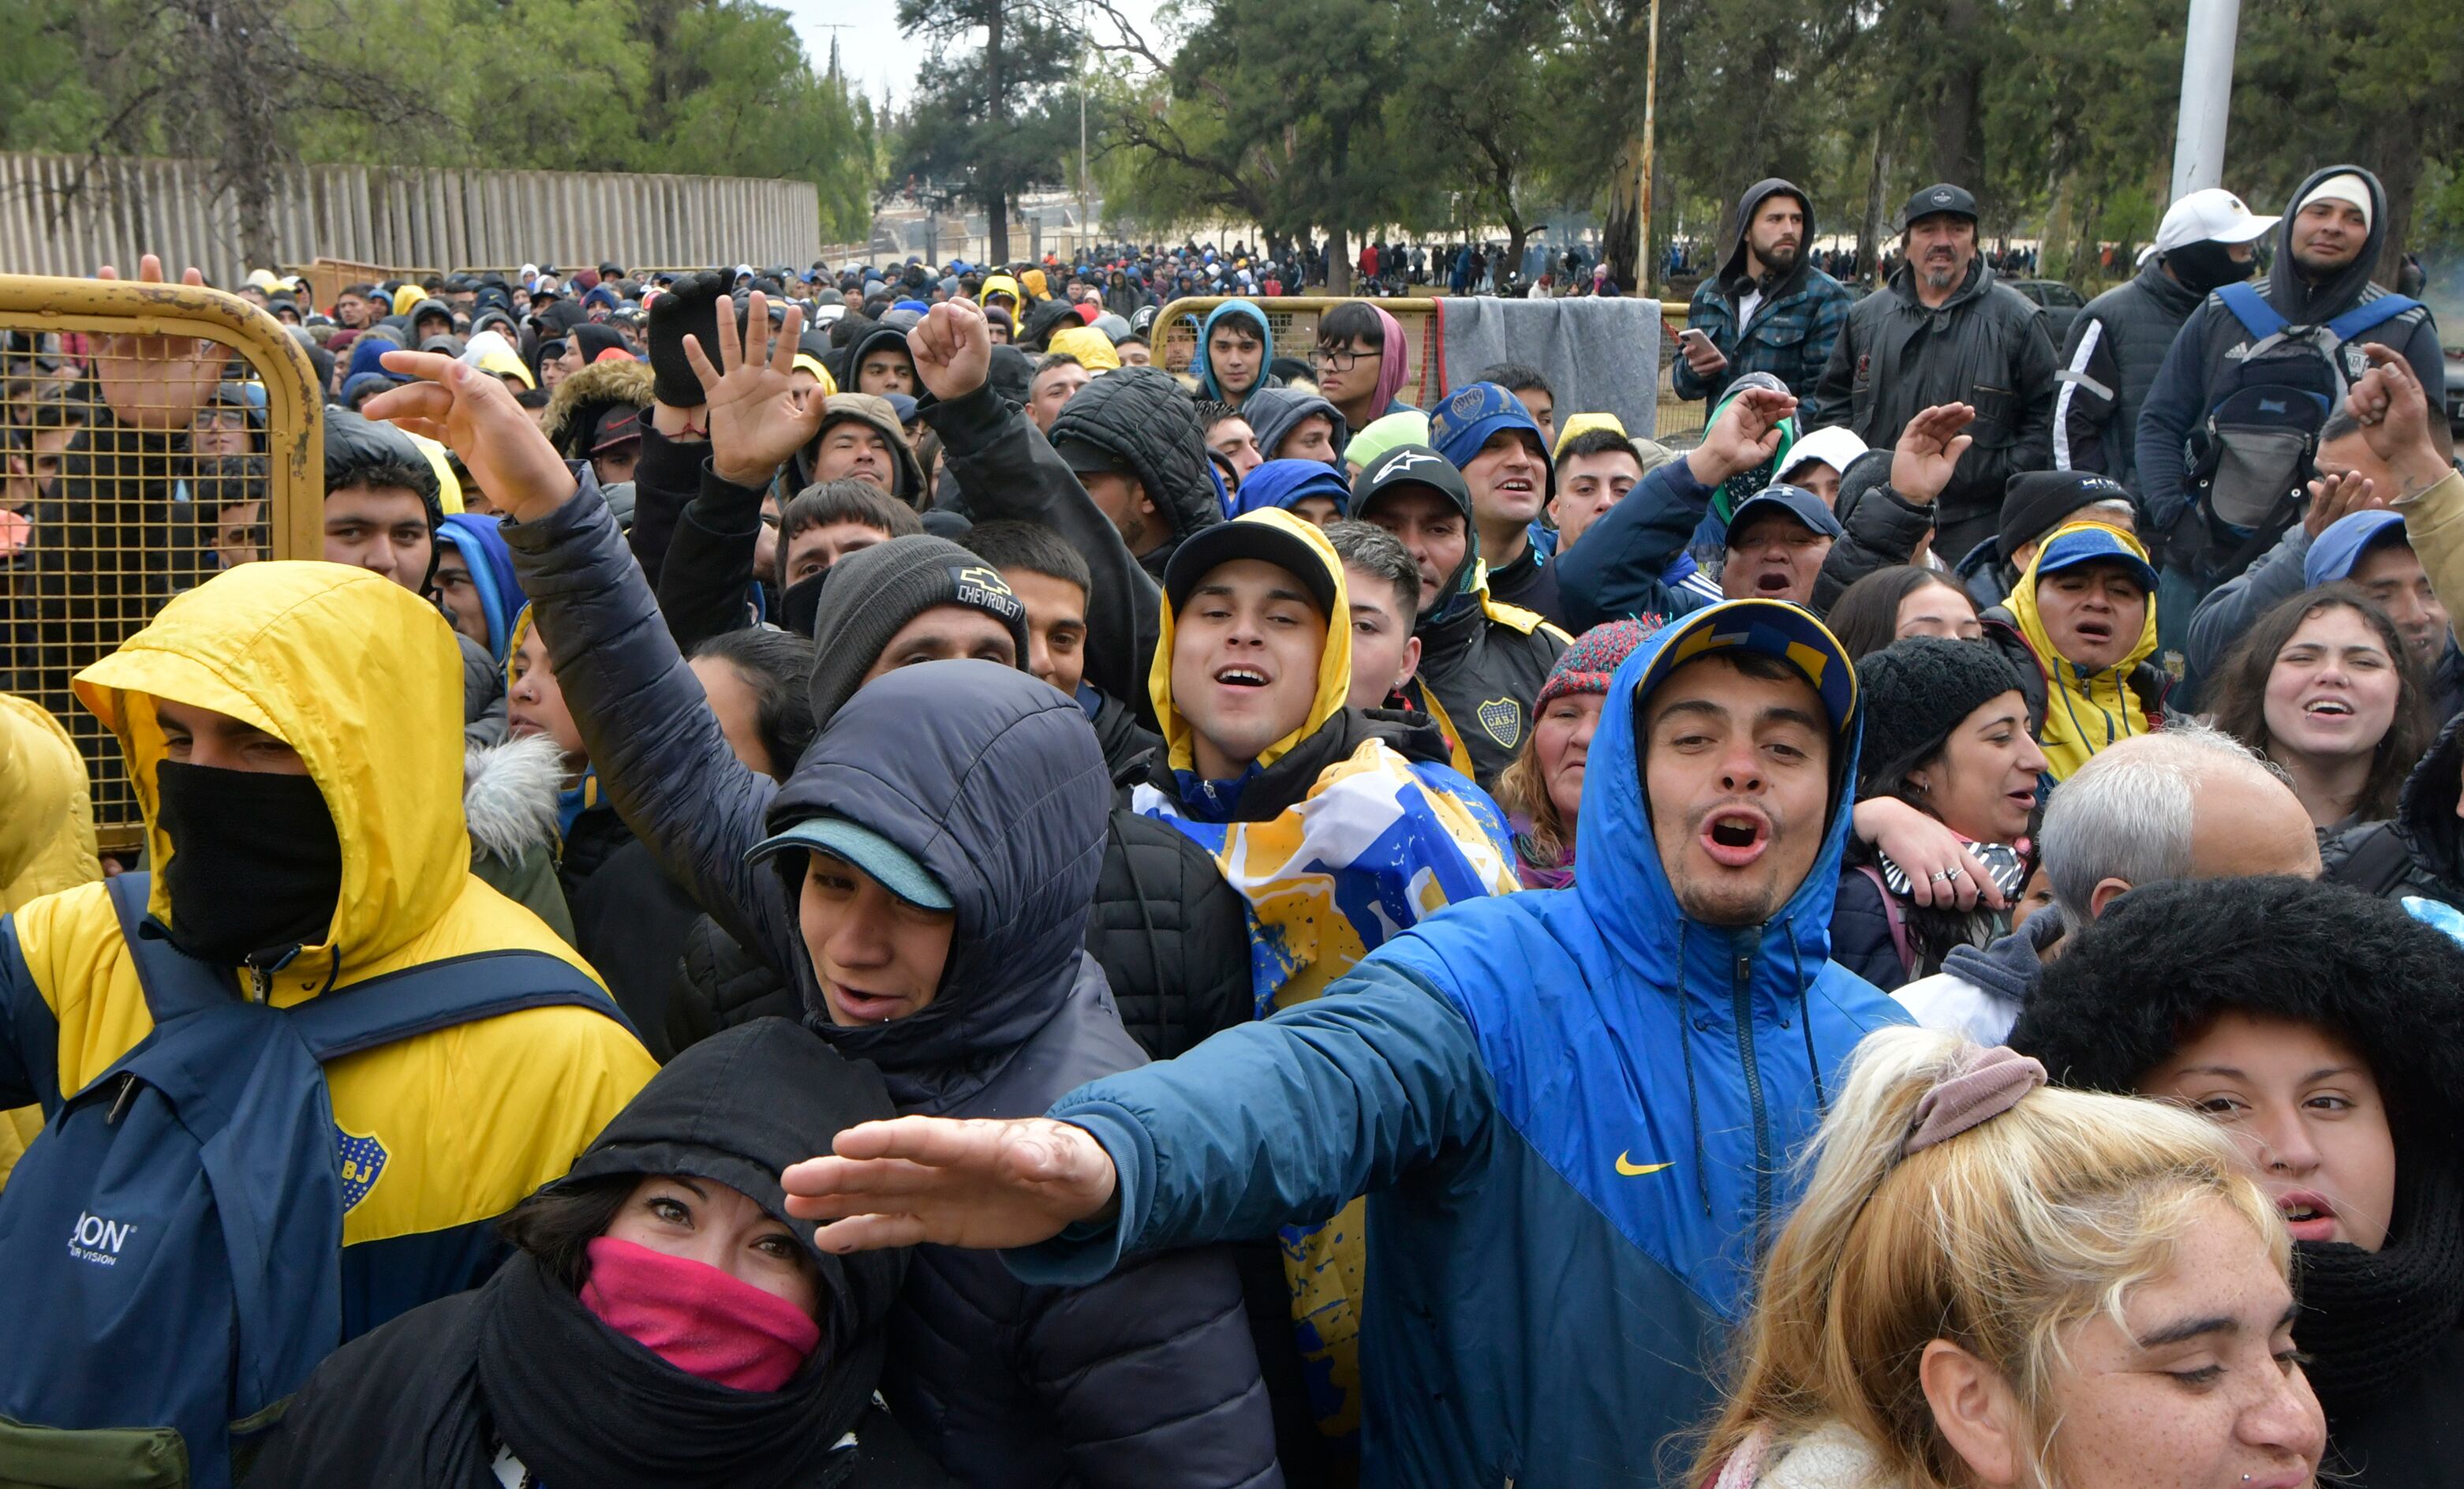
[1627,598,1860,744]
[1725,484,1847,546]
[744,815,953,911]
[2305,509,2410,587]
[2033,522,2158,593]
[1429,382,1554,497]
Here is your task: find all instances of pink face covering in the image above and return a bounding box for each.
[580,1235,821,1393]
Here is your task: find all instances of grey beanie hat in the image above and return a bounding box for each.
[806,534,1032,728]
[1853,636,2028,795]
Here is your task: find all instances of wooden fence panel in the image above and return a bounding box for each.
[0,152,820,286]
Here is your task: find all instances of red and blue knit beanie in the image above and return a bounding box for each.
[1536,619,1661,710]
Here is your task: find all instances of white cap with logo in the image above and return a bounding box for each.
[2150,188,2281,256]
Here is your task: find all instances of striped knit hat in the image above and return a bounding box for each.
[1536,619,1661,710]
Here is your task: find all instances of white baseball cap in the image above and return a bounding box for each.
[2152,188,2279,254]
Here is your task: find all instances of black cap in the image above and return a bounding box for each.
[1053,436,1134,478]
[1351,443,1473,523]
[1999,469,2133,561]
[1898,183,1979,230]
[1162,511,1340,619]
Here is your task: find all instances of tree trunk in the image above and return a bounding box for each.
[1858,116,1889,285]
[1931,0,1986,188]
[1605,134,1643,294]
[1326,225,1351,295]
[985,0,1011,262]
[2370,117,2420,288]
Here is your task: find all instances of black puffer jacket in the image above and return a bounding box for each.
[2324,711,2464,915]
[767,662,1281,1487]
[666,912,799,1056]
[1811,256,2060,560]
[503,480,1280,1488]
[1047,367,1221,583]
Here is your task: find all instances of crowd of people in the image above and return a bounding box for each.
[0,155,2460,1489]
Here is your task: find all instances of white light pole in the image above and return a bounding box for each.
[2170,0,2240,200]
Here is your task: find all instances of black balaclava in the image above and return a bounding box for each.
[2161,239,2257,297]
[152,760,343,967]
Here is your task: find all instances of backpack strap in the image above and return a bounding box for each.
[2325,294,2420,345]
[283,948,637,1061]
[102,872,241,1024]
[2215,282,2285,340]
[1856,865,1916,979]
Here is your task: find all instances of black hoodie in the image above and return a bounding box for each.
[246,1019,950,1489]
[1715,178,1815,308]
[759,660,1282,1488]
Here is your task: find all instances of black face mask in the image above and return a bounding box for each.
[152,759,344,967]
[778,569,828,638]
[2163,239,2257,297]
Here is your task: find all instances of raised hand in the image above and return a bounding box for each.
[1686,385,1798,488]
[2345,344,2451,500]
[683,289,823,489]
[92,255,227,431]
[907,299,993,403]
[2302,469,2381,538]
[781,1114,1120,1254]
[1887,403,1976,507]
[364,352,576,524]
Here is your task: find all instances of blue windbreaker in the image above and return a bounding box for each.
[1011,607,1907,1487]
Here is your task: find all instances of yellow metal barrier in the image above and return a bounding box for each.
[0,274,323,853]
[1155,296,1707,444]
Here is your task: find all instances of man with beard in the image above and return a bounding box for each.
[1812,183,2059,563]
[1673,179,1853,421]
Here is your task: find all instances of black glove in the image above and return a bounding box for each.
[645,270,733,407]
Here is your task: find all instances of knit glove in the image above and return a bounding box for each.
[645,270,733,408]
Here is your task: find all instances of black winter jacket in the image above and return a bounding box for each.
[501,479,1281,1489]
[655,460,770,652]
[2324,711,2464,915]
[2054,255,2205,488]
[1812,257,2060,559]
[1045,368,1221,586]
[666,911,798,1056]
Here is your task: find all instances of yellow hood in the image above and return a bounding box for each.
[0,693,100,914]
[391,282,426,317]
[1019,268,1049,301]
[1047,324,1121,371]
[73,561,477,986]
[2006,521,2159,780]
[979,274,1023,309]
[1150,509,1354,776]
[467,329,535,391]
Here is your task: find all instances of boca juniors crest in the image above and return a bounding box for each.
[336,1124,389,1211]
[1476,697,1524,750]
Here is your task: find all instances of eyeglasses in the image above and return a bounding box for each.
[1311,346,1382,372]
[193,410,249,432]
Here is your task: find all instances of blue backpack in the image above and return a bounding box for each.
[0,874,631,1489]
[2172,282,2421,582]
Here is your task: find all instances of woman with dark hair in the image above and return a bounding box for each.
[2013,874,2464,1489]
[1824,564,1984,660]
[247,1019,952,1487]
[689,626,818,781]
[1493,619,1655,886]
[1830,637,2047,990]
[2207,583,2434,831]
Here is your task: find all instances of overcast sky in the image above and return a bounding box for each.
[776,0,1170,109]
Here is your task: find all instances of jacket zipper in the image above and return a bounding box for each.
[1732,951,1771,1230]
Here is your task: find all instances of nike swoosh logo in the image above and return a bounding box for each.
[1615,1153,1673,1177]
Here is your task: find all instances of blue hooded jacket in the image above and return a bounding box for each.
[1228,458,1350,520]
[1191,300,1277,407]
[435,513,522,660]
[1012,600,1908,1487]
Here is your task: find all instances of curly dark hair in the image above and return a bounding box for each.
[2205,582,2433,825]
[2012,874,2464,1158]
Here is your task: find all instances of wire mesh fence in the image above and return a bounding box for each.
[0,275,321,855]
[1155,296,1709,447]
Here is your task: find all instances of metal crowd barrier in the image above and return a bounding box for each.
[0,275,323,853]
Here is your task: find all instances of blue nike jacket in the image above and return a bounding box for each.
[1011,610,1907,1487]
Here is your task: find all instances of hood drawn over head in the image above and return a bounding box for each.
[1229,458,1351,519]
[73,562,473,982]
[436,512,524,660]
[1191,300,1275,402]
[2268,163,2391,324]
[762,662,1110,1107]
[1720,178,1815,291]
[1243,386,1350,462]
[1148,508,1353,778]
[1570,599,1862,982]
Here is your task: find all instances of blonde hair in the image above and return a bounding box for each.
[1689,1027,2286,1489]
[1494,735,1572,873]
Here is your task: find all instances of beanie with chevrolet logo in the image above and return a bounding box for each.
[805,533,1033,730]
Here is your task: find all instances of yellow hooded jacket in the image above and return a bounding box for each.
[0,695,102,1184]
[1139,510,1520,1444]
[978,273,1024,312]
[1,563,654,1328]
[2001,522,2163,780]
[1046,324,1122,372]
